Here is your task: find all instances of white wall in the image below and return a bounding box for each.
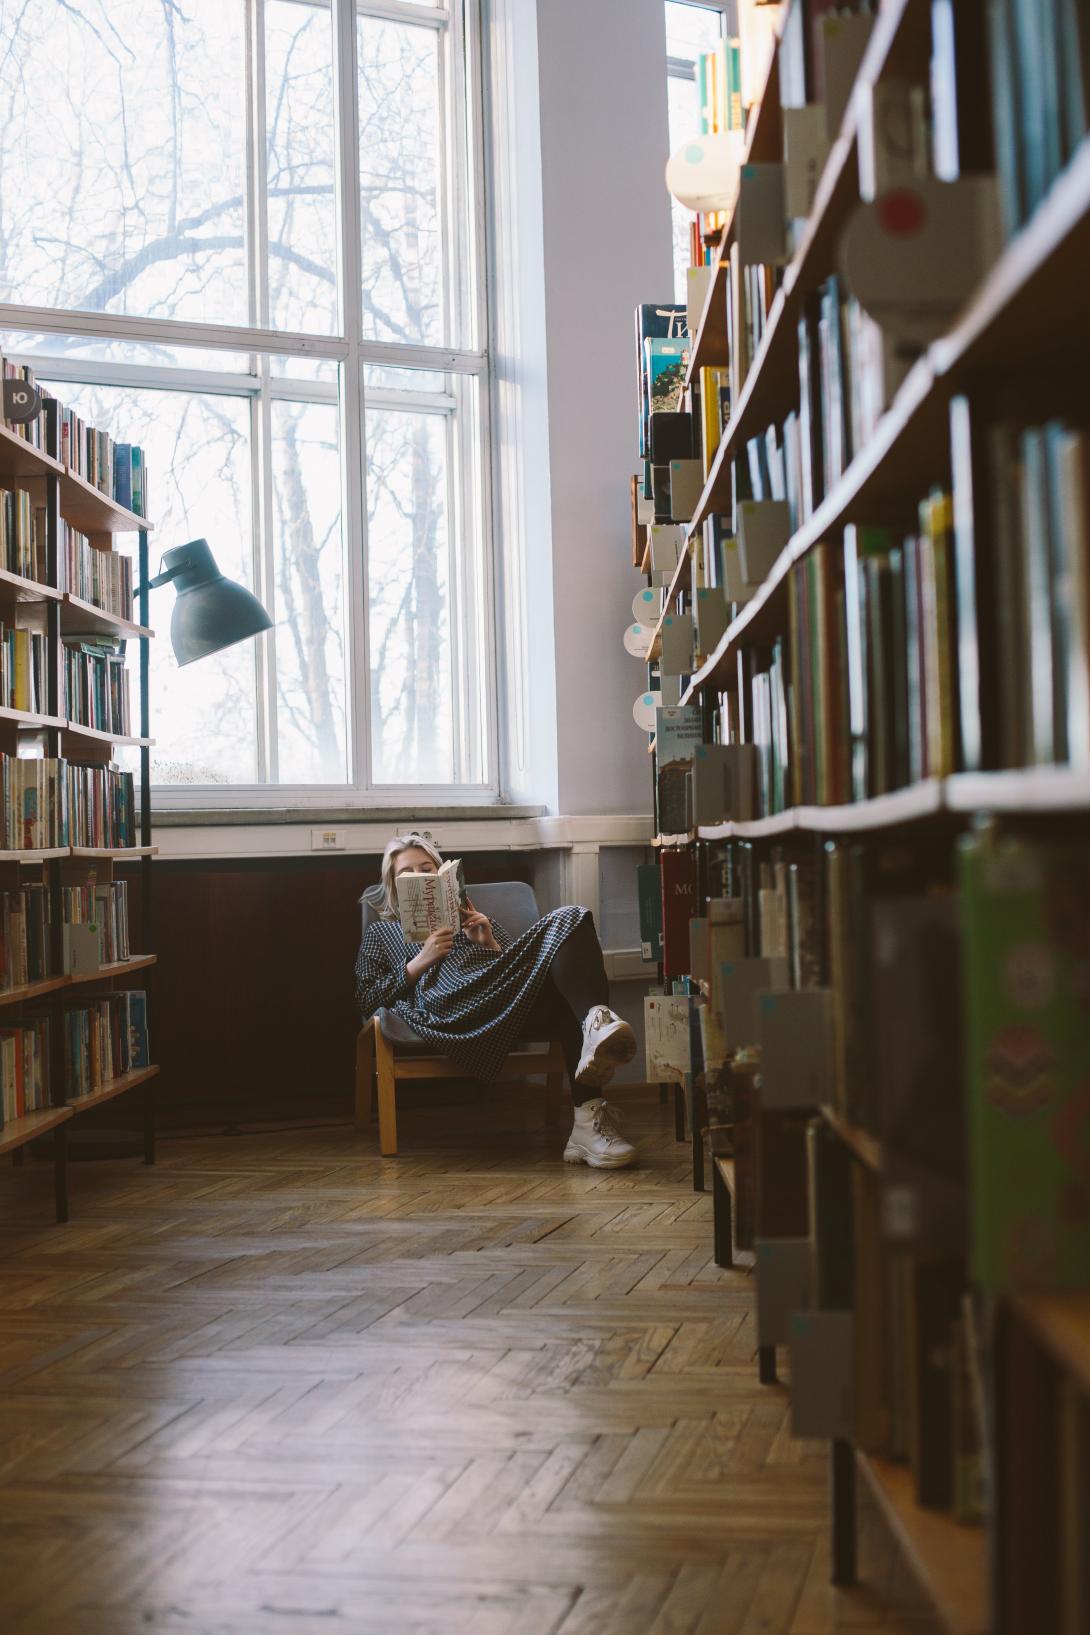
[487,0,674,817]
[537,0,675,816]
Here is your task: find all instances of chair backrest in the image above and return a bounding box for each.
[361,879,541,938]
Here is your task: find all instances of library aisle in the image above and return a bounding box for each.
[0,1089,937,1635]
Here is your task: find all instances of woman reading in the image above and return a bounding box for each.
[355,832,638,1168]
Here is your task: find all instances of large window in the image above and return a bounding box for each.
[0,0,492,800]
[665,1,728,302]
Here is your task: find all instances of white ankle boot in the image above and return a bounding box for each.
[563,1098,637,1168]
[574,1005,637,1090]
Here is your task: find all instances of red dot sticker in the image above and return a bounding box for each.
[877,189,927,236]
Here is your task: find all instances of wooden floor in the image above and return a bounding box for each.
[0,1085,940,1635]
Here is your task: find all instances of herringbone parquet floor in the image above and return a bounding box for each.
[0,1085,940,1635]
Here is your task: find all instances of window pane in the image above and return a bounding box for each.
[365,371,488,787]
[668,73,702,301]
[0,3,248,326]
[270,398,349,783]
[2,332,253,378]
[265,2,338,336]
[358,18,446,347]
[665,2,724,61]
[39,380,260,786]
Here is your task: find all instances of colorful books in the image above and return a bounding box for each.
[960,834,1090,1292]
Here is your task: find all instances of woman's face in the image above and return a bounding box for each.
[394,846,439,879]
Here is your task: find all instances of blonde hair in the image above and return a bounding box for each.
[373,831,443,919]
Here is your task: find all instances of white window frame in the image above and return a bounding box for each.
[665,0,729,302]
[0,0,497,810]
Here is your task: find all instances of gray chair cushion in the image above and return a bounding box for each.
[363,880,548,1057]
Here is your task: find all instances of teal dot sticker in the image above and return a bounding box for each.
[643,694,653,705]
[685,144,704,164]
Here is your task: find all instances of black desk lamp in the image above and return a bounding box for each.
[138,538,272,664]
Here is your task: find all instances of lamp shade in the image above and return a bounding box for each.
[665,131,744,214]
[156,540,273,667]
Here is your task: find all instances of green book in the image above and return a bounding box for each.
[637,863,662,965]
[960,834,1090,1291]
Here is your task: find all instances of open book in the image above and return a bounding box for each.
[395,857,468,941]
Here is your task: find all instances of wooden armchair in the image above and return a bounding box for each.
[354,881,567,1156]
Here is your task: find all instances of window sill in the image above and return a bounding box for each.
[148,803,548,828]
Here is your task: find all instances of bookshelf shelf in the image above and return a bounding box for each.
[0,705,68,732]
[651,548,693,646]
[820,1105,884,1173]
[0,957,157,1008]
[0,845,157,863]
[797,781,946,833]
[944,768,1090,815]
[62,722,153,749]
[690,771,1090,842]
[60,594,153,641]
[0,568,61,604]
[0,421,63,484]
[0,976,72,1009]
[684,47,783,386]
[64,955,159,990]
[687,260,730,378]
[70,845,157,860]
[0,1104,73,1159]
[0,422,153,535]
[1011,1293,1090,1399]
[65,1063,159,1114]
[0,848,70,863]
[857,1453,988,1635]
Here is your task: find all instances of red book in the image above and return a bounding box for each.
[660,847,697,981]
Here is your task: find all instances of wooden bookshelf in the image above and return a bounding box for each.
[0,848,70,863]
[70,845,157,860]
[857,1453,989,1635]
[0,421,152,534]
[639,4,1090,1623]
[683,0,927,531]
[0,567,61,603]
[0,705,67,731]
[1011,1293,1090,1400]
[65,1064,159,1114]
[68,954,157,987]
[0,388,157,1221]
[60,593,153,641]
[62,723,154,749]
[0,975,71,1009]
[688,771,1090,842]
[684,139,1090,700]
[820,1105,884,1174]
[0,1103,72,1159]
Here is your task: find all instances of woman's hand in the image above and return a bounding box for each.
[461,898,500,951]
[406,926,454,981]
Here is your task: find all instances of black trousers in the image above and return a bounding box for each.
[524,913,610,1104]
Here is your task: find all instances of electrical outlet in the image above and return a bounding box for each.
[311,828,345,851]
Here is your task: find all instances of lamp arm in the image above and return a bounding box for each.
[133,563,182,598]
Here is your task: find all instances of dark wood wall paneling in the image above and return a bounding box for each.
[113,852,533,1130]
